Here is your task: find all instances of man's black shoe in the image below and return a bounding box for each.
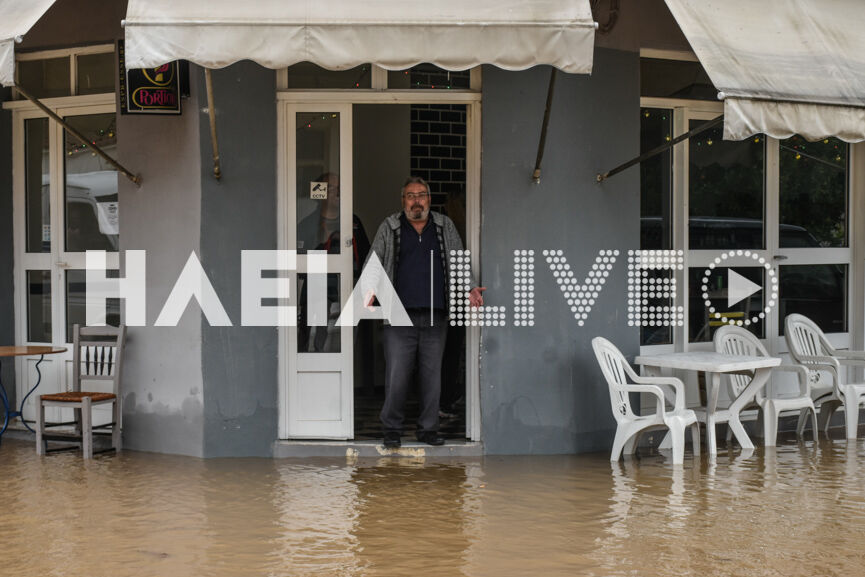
[416,432,446,446]
[383,432,401,449]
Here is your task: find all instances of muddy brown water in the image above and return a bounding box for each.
[2,437,865,576]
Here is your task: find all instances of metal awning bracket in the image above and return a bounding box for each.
[14,83,142,186]
[204,68,221,181]
[596,114,724,184]
[532,68,557,184]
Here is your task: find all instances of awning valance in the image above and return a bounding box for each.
[664,0,865,142]
[0,0,57,86]
[123,0,596,74]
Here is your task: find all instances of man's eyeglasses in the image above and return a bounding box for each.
[403,192,429,201]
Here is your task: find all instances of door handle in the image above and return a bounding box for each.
[55,261,70,269]
[772,255,788,261]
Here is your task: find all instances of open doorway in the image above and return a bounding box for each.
[351,103,468,441]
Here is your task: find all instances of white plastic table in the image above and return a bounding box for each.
[634,351,780,455]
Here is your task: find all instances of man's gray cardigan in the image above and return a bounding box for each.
[362,211,477,319]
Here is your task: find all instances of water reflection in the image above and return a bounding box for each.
[4,438,865,575]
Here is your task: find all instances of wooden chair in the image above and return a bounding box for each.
[592,337,700,465]
[36,324,126,458]
[713,325,817,446]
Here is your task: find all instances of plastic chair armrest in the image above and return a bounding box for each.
[835,349,865,361]
[628,375,687,412]
[794,356,840,377]
[772,364,810,397]
[619,383,667,419]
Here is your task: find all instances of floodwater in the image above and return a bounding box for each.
[2,437,865,577]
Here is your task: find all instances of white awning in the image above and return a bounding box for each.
[123,0,596,74]
[0,0,57,86]
[665,0,865,142]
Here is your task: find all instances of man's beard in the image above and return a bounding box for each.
[405,205,429,221]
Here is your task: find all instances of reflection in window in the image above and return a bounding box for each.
[17,58,71,99]
[77,52,116,95]
[779,265,847,335]
[640,108,673,251]
[640,268,675,346]
[25,118,50,253]
[689,124,765,250]
[296,113,340,254]
[388,64,470,89]
[27,270,52,343]
[689,267,764,343]
[297,273,341,353]
[66,269,120,343]
[285,63,371,89]
[64,113,119,252]
[640,58,716,101]
[780,136,848,248]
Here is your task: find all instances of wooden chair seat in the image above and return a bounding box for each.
[40,392,116,403]
[36,324,126,459]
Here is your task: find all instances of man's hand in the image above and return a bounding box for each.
[469,287,486,308]
[364,289,376,310]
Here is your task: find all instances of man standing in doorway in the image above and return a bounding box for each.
[364,177,484,448]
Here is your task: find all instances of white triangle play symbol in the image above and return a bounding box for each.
[727,269,762,308]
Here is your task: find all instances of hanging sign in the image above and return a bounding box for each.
[118,40,186,115]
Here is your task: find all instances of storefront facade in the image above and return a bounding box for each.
[1,0,862,457]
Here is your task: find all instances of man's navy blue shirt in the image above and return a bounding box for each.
[395,213,446,310]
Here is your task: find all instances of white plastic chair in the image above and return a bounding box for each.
[592,337,699,465]
[785,314,865,439]
[713,325,817,446]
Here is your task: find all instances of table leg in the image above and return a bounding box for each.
[0,355,46,440]
[706,372,721,455]
[0,358,10,440]
[725,367,771,450]
[17,355,46,433]
[643,365,674,449]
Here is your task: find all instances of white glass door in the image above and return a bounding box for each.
[282,103,354,439]
[13,100,119,426]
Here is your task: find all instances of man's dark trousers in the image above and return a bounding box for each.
[381,309,448,434]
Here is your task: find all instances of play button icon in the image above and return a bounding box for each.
[727,269,762,308]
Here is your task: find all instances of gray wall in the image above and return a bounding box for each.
[117,70,205,457]
[479,48,640,454]
[197,63,278,457]
[0,88,14,397]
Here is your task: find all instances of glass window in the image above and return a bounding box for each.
[641,58,716,101]
[285,63,371,89]
[297,273,341,353]
[64,113,119,252]
[65,269,120,343]
[780,136,848,248]
[640,108,673,250]
[27,270,52,343]
[25,118,50,253]
[778,265,847,335]
[640,109,674,346]
[388,64,471,89]
[17,57,71,99]
[77,52,115,95]
[296,112,340,254]
[689,123,765,250]
[689,266,764,343]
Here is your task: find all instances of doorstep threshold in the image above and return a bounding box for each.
[273,439,483,459]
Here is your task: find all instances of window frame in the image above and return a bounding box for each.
[639,96,855,356]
